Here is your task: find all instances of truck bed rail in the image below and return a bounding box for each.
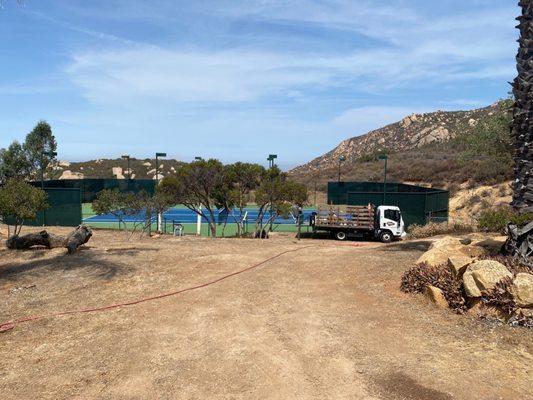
[314,204,375,229]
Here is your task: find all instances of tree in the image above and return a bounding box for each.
[253,167,307,237]
[512,2,533,213]
[160,159,225,237]
[0,141,31,184]
[0,180,48,238]
[24,120,57,182]
[92,189,132,231]
[221,162,264,236]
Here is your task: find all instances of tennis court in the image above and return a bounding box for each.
[83,204,316,236]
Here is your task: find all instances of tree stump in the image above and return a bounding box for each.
[65,225,93,254]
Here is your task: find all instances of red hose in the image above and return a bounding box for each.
[0,245,314,333]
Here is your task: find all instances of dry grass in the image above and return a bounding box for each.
[1,228,532,399]
[408,221,476,239]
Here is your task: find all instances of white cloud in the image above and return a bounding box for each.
[61,1,516,106]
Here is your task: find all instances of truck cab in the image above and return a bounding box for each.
[376,205,405,243]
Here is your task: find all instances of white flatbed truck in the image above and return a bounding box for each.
[310,204,406,243]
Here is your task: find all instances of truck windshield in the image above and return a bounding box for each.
[384,209,400,222]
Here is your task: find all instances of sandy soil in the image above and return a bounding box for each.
[0,228,531,400]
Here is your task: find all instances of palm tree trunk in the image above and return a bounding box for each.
[512,1,533,213]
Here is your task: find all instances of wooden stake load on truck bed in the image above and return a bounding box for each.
[314,204,375,230]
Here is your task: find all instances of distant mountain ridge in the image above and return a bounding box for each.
[49,158,185,180]
[290,102,501,176]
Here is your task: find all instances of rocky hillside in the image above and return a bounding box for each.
[48,158,185,180]
[292,103,500,175]
[289,101,512,190]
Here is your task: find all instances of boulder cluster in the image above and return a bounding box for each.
[402,236,533,327]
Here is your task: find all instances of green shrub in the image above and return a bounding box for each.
[477,207,533,233]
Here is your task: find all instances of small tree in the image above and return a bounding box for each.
[0,180,48,237]
[254,168,307,237]
[160,159,225,237]
[213,174,239,237]
[24,120,57,181]
[0,141,31,184]
[92,189,132,230]
[223,162,264,236]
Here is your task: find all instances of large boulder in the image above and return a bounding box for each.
[424,285,448,309]
[447,255,473,277]
[512,273,533,308]
[417,236,487,267]
[462,260,512,298]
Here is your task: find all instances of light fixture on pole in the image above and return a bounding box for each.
[378,154,388,204]
[337,155,346,183]
[267,154,277,169]
[155,152,167,233]
[122,154,130,179]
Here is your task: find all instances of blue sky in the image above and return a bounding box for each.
[0,0,518,169]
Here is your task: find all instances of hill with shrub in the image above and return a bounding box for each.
[289,100,513,192]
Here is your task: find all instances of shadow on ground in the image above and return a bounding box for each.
[378,240,432,253]
[371,372,453,400]
[0,247,132,281]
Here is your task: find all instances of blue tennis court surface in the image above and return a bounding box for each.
[84,206,316,226]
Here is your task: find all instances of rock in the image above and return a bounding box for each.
[512,273,533,308]
[417,237,460,266]
[467,298,509,321]
[462,260,512,298]
[459,237,472,245]
[112,167,125,179]
[143,162,152,167]
[468,118,478,127]
[474,238,506,256]
[58,160,71,168]
[401,116,412,128]
[147,168,156,175]
[480,305,510,322]
[416,236,487,267]
[447,255,472,277]
[424,285,448,309]
[59,170,84,180]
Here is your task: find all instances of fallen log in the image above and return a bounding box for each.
[65,225,93,254]
[6,225,93,254]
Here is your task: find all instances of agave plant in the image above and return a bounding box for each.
[512,1,533,213]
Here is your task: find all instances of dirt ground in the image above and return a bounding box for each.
[0,228,531,400]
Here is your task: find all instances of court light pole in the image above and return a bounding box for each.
[122,154,130,179]
[337,155,346,183]
[41,150,57,226]
[379,154,388,204]
[155,152,167,233]
[266,154,278,231]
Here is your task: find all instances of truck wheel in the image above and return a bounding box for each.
[335,231,347,241]
[379,231,392,243]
